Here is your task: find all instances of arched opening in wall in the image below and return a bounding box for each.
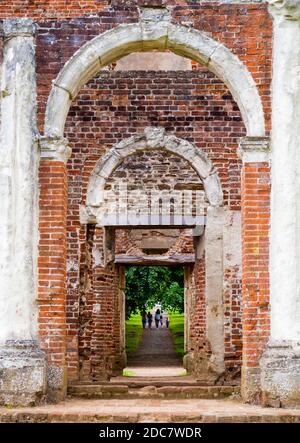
[41,18,262,393]
[73,128,243,385]
[63,68,244,385]
[124,264,186,378]
[105,144,209,380]
[64,67,244,384]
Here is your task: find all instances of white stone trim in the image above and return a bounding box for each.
[268,0,300,21]
[0,18,43,373]
[45,22,265,138]
[2,18,36,40]
[205,206,225,375]
[83,127,223,225]
[39,136,71,164]
[238,136,270,163]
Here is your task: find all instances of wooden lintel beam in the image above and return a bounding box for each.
[114,254,195,266]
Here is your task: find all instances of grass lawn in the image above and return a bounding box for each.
[168,311,184,358]
[125,312,143,356]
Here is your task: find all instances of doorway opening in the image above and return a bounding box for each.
[124,265,185,378]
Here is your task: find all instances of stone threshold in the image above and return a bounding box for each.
[67,384,240,400]
[1,398,300,423]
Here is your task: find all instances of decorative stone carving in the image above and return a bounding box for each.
[268,0,300,20]
[139,5,171,23]
[39,136,71,164]
[238,137,270,163]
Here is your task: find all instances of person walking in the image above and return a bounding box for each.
[141,311,147,329]
[160,313,163,328]
[166,316,170,328]
[147,311,153,329]
[155,309,161,328]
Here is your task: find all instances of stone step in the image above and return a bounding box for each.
[68,384,240,399]
[1,398,300,423]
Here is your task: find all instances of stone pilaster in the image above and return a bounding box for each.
[239,137,271,404]
[260,0,300,408]
[0,19,47,406]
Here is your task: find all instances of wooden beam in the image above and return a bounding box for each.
[114,254,195,266]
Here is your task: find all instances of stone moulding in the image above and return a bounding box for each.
[81,126,224,225]
[2,18,36,40]
[238,136,270,163]
[44,21,266,139]
[39,136,71,164]
[268,0,300,21]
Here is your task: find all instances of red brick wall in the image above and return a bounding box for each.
[25,2,272,133]
[78,226,123,381]
[38,159,68,397]
[66,70,245,210]
[241,162,270,370]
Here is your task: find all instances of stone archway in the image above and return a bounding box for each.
[82,126,223,225]
[44,17,265,139]
[36,11,268,400]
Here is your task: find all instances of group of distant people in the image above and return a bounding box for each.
[141,309,169,330]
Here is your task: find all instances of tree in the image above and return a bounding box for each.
[125,266,184,319]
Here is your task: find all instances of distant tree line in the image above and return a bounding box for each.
[125,266,184,319]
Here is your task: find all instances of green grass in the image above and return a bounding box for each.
[168,312,185,359]
[125,313,143,356]
[122,369,135,377]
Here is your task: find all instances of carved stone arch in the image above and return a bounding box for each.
[44,21,265,139]
[81,127,223,225]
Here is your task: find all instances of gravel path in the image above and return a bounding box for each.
[126,321,185,376]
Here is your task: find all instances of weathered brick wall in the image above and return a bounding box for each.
[1,0,271,387]
[38,159,68,399]
[66,70,245,210]
[241,161,270,400]
[191,257,208,364]
[1,1,270,133]
[0,2,273,133]
[115,229,195,256]
[78,226,124,381]
[107,150,202,189]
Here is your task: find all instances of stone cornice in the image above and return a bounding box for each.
[39,136,71,164]
[268,0,300,21]
[3,18,36,40]
[238,136,270,163]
